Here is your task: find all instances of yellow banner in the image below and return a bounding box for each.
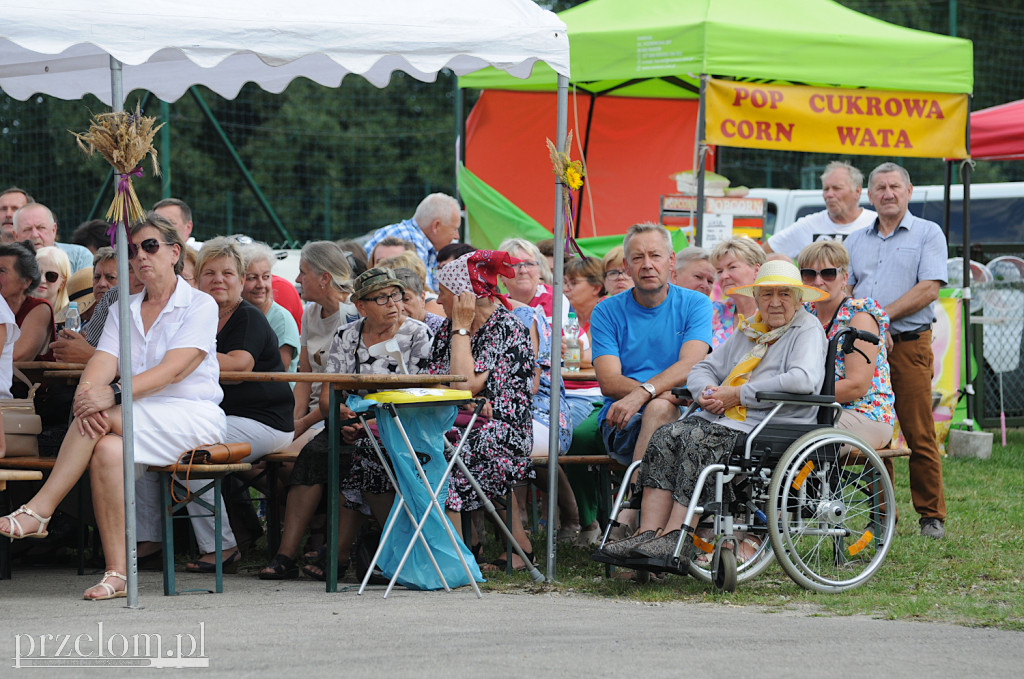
[705,79,968,159]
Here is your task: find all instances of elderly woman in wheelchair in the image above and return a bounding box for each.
[596,260,827,560]
[594,260,898,592]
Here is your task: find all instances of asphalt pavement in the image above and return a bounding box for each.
[2,567,1022,678]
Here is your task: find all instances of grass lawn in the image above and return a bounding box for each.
[478,428,1024,630]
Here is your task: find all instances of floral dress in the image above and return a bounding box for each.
[807,297,896,426]
[511,305,573,455]
[711,299,736,348]
[428,305,534,512]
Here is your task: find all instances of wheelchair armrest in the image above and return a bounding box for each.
[755,391,835,405]
[671,387,692,400]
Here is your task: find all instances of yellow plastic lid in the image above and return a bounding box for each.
[364,388,474,404]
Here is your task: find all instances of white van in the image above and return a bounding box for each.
[750,181,1024,245]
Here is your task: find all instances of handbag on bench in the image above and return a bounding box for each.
[0,368,43,458]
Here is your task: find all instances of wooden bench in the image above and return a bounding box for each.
[147,458,251,595]
[0,457,89,578]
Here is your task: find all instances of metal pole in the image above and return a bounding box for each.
[942,161,952,240]
[694,76,708,246]
[454,76,467,243]
[961,99,974,428]
[110,56,140,609]
[546,75,569,582]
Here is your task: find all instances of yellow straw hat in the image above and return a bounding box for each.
[725,259,828,303]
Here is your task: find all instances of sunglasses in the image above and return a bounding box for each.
[800,267,840,283]
[41,270,60,284]
[128,238,174,260]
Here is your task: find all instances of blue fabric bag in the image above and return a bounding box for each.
[347,395,484,590]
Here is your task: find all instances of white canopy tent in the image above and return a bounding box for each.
[0,0,569,101]
[0,0,570,603]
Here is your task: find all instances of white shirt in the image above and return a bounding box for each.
[299,300,357,413]
[97,276,222,404]
[0,295,21,399]
[768,208,877,258]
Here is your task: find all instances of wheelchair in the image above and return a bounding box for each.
[592,326,896,593]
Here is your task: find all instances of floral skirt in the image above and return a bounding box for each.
[640,416,740,507]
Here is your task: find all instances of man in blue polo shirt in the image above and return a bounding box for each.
[592,223,712,535]
[846,162,948,539]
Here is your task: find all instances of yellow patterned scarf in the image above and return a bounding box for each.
[720,312,796,421]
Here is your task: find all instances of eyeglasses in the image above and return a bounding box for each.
[510,261,538,271]
[370,290,403,306]
[41,270,60,283]
[604,269,628,280]
[800,267,840,283]
[128,238,174,260]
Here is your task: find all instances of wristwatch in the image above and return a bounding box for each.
[454,328,470,337]
[110,382,122,406]
[640,382,657,400]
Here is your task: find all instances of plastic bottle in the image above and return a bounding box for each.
[564,312,581,373]
[64,302,81,334]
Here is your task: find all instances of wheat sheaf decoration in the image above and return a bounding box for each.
[546,131,585,258]
[71,103,164,248]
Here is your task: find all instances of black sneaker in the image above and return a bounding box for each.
[919,517,945,539]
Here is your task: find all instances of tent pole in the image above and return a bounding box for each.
[454,76,467,243]
[942,161,952,240]
[694,75,708,246]
[574,91,597,239]
[110,56,140,609]
[546,74,569,583]
[961,98,974,428]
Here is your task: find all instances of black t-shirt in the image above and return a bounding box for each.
[217,300,294,432]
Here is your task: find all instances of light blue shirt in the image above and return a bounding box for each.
[845,212,947,334]
[56,242,94,274]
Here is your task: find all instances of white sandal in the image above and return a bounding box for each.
[0,505,51,539]
[84,571,127,601]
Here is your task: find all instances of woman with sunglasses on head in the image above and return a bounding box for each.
[797,240,895,451]
[0,241,56,364]
[0,213,226,601]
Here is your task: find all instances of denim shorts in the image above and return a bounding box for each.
[599,411,644,466]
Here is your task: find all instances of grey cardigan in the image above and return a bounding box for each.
[687,308,827,433]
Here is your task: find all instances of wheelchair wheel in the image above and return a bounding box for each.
[687,528,774,584]
[767,429,895,593]
[712,544,737,592]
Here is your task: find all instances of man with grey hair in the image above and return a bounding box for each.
[591,223,712,534]
[363,193,461,292]
[845,162,948,539]
[14,202,93,272]
[764,160,877,258]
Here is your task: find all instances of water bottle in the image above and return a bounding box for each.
[564,312,581,373]
[64,302,81,334]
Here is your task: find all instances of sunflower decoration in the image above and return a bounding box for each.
[546,131,586,257]
[71,102,163,248]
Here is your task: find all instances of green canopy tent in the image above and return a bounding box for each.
[460,0,977,425]
[459,0,972,243]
